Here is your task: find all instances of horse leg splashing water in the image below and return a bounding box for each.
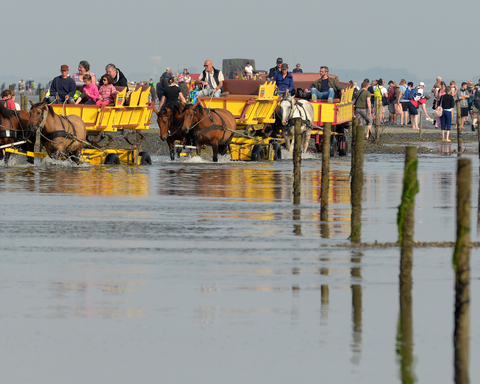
[279,95,314,153]
[27,101,86,163]
[0,103,34,164]
[182,103,237,162]
[155,102,189,160]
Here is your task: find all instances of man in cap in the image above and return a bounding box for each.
[48,64,76,104]
[306,66,344,103]
[198,59,224,98]
[268,58,283,80]
[272,63,293,96]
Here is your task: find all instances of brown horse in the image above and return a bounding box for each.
[155,101,192,160]
[0,103,35,163]
[182,104,237,162]
[28,101,86,162]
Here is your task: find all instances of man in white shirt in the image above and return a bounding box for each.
[198,60,224,98]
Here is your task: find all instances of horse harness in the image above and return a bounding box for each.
[286,100,313,128]
[41,114,78,153]
[0,110,33,142]
[196,109,231,141]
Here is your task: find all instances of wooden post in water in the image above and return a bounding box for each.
[397,147,419,249]
[396,146,419,382]
[456,100,462,154]
[39,88,45,102]
[351,117,358,178]
[9,84,14,92]
[419,111,422,139]
[350,124,364,243]
[453,158,470,384]
[321,123,331,221]
[293,118,302,205]
[397,231,415,383]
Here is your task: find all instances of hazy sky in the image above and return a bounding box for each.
[2,0,478,83]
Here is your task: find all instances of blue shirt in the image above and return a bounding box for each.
[273,71,294,93]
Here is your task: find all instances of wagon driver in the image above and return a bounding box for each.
[48,64,76,104]
[197,60,224,98]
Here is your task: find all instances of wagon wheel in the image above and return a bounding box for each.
[330,136,337,157]
[104,153,120,165]
[139,151,152,165]
[338,136,348,156]
[272,142,282,160]
[251,144,265,161]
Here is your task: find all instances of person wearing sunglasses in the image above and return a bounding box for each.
[197,60,224,98]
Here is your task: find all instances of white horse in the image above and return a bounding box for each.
[279,95,314,153]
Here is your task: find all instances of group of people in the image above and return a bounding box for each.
[0,89,20,111]
[46,61,129,106]
[353,79,433,139]
[353,76,480,141]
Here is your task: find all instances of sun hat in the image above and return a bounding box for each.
[60,64,69,71]
[281,63,288,70]
[419,82,425,86]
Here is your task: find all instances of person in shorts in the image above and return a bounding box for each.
[353,81,372,138]
[407,82,432,130]
[457,82,470,130]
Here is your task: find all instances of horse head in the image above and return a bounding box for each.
[155,107,173,141]
[27,101,50,132]
[280,94,296,126]
[182,103,200,134]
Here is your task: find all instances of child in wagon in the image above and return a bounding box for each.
[96,74,117,106]
[75,74,99,105]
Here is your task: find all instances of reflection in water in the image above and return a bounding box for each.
[320,261,330,326]
[293,208,302,236]
[397,246,416,383]
[41,276,147,319]
[440,143,454,156]
[0,166,150,196]
[351,252,362,364]
[158,166,351,204]
[321,285,329,326]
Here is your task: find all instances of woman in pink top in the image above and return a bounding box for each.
[75,74,99,105]
[96,74,116,106]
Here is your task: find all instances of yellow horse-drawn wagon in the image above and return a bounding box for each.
[6,86,155,165]
[193,78,354,160]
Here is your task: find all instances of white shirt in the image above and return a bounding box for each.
[245,65,253,75]
[199,70,224,89]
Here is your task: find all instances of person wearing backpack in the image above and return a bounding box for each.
[387,80,399,125]
[353,80,373,138]
[397,79,410,125]
[373,79,388,125]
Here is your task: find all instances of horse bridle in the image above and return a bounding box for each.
[158,108,184,137]
[29,105,49,132]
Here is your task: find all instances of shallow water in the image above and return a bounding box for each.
[1,152,479,383]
